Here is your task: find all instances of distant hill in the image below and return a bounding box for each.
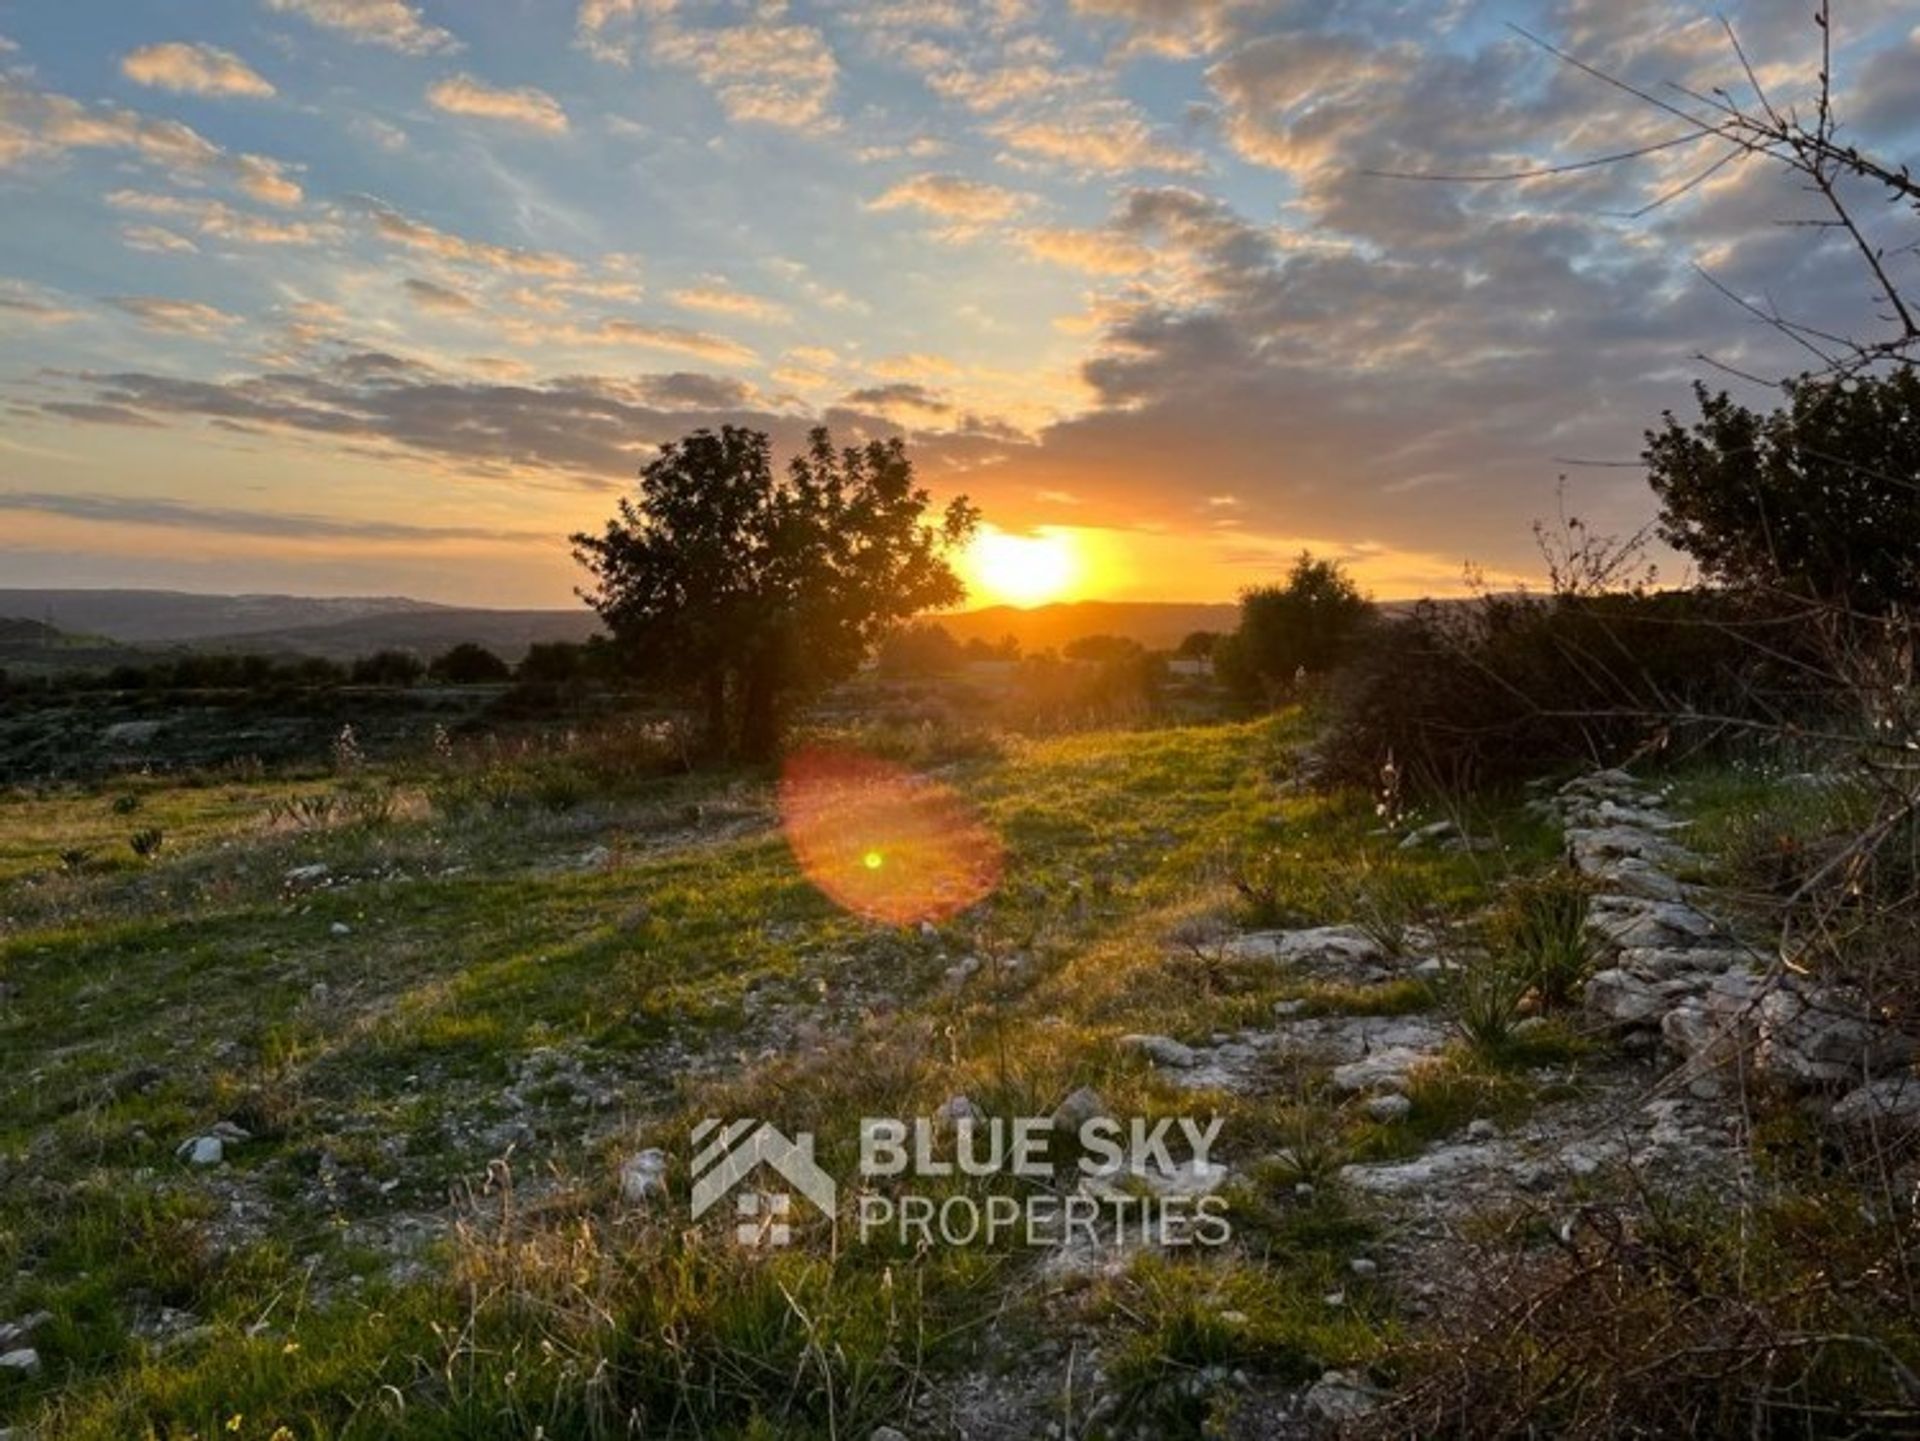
[934,601,1239,653]
[0,589,1248,667]
[0,589,448,643]
[190,608,602,662]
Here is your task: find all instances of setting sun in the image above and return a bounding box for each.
[964,526,1082,608]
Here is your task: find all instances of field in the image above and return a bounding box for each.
[0,711,1589,1439]
[5,710,1914,1438]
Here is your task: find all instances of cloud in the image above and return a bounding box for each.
[44,365,815,487]
[1020,226,1153,275]
[120,224,200,254]
[262,0,457,54]
[543,318,759,365]
[0,489,547,543]
[0,77,304,205]
[574,0,674,64]
[107,189,338,246]
[106,296,243,336]
[0,285,81,326]
[869,172,1031,225]
[34,404,166,428]
[840,381,952,417]
[402,276,477,313]
[653,14,839,130]
[426,74,569,134]
[993,103,1204,175]
[669,280,790,324]
[360,198,580,277]
[121,42,276,98]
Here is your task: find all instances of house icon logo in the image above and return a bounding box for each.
[690,1118,838,1247]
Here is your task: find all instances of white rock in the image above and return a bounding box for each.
[1757,987,1916,1086]
[1830,1076,1920,1132]
[871,1428,909,1441]
[1598,857,1685,902]
[1584,969,1663,1027]
[1398,819,1459,850]
[177,1135,224,1166]
[0,1348,39,1377]
[1119,1034,1197,1069]
[329,921,352,937]
[284,863,330,885]
[620,1148,669,1202]
[1620,945,1742,978]
[1341,1141,1504,1194]
[1226,925,1383,967]
[1364,1093,1412,1123]
[1330,1046,1430,1095]
[1051,1086,1107,1131]
[1349,1257,1379,1277]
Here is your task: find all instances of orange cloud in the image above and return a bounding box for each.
[427,73,569,134]
[121,42,276,98]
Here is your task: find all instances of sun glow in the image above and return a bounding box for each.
[964,526,1082,608]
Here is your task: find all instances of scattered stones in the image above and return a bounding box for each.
[284,862,330,886]
[1304,1369,1384,1423]
[1118,1033,1196,1069]
[620,1148,669,1202]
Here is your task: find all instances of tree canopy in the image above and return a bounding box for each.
[1644,372,1920,613]
[573,425,977,760]
[1216,552,1373,702]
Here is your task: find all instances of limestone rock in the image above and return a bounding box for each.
[1830,1076,1920,1133]
[1119,1034,1197,1069]
[1584,968,1662,1027]
[1051,1086,1107,1131]
[1364,1093,1412,1123]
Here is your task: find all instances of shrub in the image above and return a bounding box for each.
[1426,950,1529,1056]
[428,643,511,685]
[1491,870,1597,1010]
[1317,586,1825,794]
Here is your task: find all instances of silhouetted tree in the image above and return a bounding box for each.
[573,425,977,761]
[878,622,964,677]
[518,641,585,684]
[429,642,510,684]
[351,649,425,686]
[1644,372,1920,613]
[1219,553,1373,702]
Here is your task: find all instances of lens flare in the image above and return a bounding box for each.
[779,745,1003,925]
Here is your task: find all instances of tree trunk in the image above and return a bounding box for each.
[739,657,781,763]
[701,669,729,760]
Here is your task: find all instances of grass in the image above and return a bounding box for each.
[0,711,1587,1438]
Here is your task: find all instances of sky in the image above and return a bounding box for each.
[0,0,1915,609]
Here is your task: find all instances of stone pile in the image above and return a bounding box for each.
[1562,769,1918,1124]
